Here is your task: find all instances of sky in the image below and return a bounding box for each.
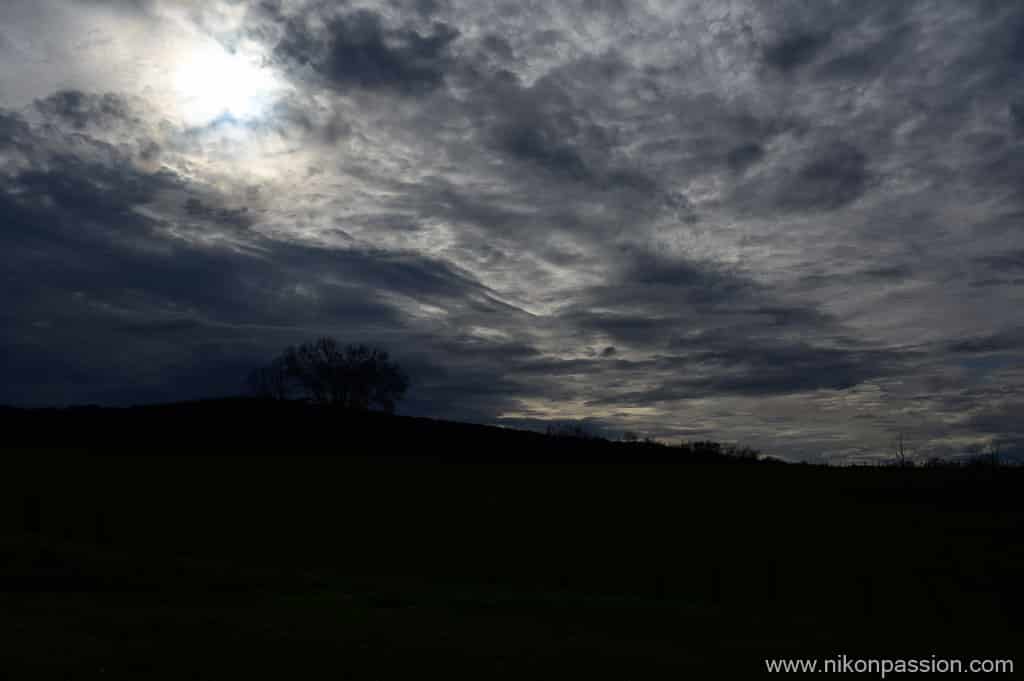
[1,0,1022,462]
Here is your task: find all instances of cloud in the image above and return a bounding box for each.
[0,102,520,413]
[2,0,1024,461]
[733,140,872,215]
[34,90,138,130]
[780,141,870,211]
[946,328,1024,355]
[976,250,1024,272]
[274,8,460,94]
[726,143,764,173]
[763,31,832,71]
[184,197,254,231]
[1011,101,1024,134]
[815,24,911,81]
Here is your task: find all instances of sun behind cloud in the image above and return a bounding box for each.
[173,41,281,126]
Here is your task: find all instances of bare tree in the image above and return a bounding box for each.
[893,432,912,467]
[253,337,409,412]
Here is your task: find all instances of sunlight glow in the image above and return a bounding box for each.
[173,43,280,126]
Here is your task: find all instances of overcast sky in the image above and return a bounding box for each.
[1,0,1022,461]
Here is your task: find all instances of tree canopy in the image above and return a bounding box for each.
[248,337,409,412]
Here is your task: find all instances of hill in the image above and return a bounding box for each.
[0,397,767,462]
[1,400,1021,678]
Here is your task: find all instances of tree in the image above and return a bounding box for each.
[250,337,409,412]
[893,432,913,467]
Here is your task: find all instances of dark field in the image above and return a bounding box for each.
[2,403,1021,678]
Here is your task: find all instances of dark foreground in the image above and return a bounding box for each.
[2,402,1021,678]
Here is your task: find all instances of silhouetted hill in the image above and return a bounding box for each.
[0,398,766,463]
[2,400,1022,677]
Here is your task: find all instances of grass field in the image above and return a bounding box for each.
[1,406,1021,677]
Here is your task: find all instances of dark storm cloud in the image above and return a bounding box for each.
[737,141,872,214]
[0,109,32,146]
[624,251,751,304]
[946,327,1024,355]
[0,102,523,411]
[409,0,446,19]
[3,0,1024,460]
[184,197,254,231]
[785,142,869,210]
[564,248,832,346]
[34,90,137,130]
[544,235,915,414]
[576,310,901,404]
[461,58,661,196]
[677,341,899,398]
[274,8,459,94]
[976,250,1024,271]
[963,402,1024,439]
[397,348,538,424]
[581,341,898,406]
[1011,101,1024,134]
[763,31,832,71]
[957,6,1024,92]
[726,143,764,173]
[497,120,590,182]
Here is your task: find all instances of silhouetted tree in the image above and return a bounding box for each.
[546,423,599,440]
[256,337,409,412]
[724,444,761,460]
[892,431,914,467]
[691,441,722,457]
